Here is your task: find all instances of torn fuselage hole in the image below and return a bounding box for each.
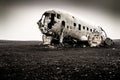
[48,13,55,29]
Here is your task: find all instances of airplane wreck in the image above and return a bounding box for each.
[37,10,114,47]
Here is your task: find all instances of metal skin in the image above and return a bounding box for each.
[37,10,113,47]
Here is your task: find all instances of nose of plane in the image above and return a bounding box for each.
[37,19,43,27]
[37,22,39,25]
[37,20,41,25]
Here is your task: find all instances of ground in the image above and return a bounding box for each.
[0,40,120,80]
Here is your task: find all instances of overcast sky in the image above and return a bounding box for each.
[0,0,120,40]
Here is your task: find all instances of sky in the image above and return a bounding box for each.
[0,0,120,41]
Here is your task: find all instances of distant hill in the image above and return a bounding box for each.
[0,40,42,46]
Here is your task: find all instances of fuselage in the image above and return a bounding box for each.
[37,10,107,46]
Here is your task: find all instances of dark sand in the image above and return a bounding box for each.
[0,40,120,80]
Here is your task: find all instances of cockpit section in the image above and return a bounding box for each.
[37,12,56,35]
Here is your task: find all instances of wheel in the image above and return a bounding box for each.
[88,32,103,47]
[104,38,114,46]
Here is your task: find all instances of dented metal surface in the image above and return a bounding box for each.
[37,10,113,47]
